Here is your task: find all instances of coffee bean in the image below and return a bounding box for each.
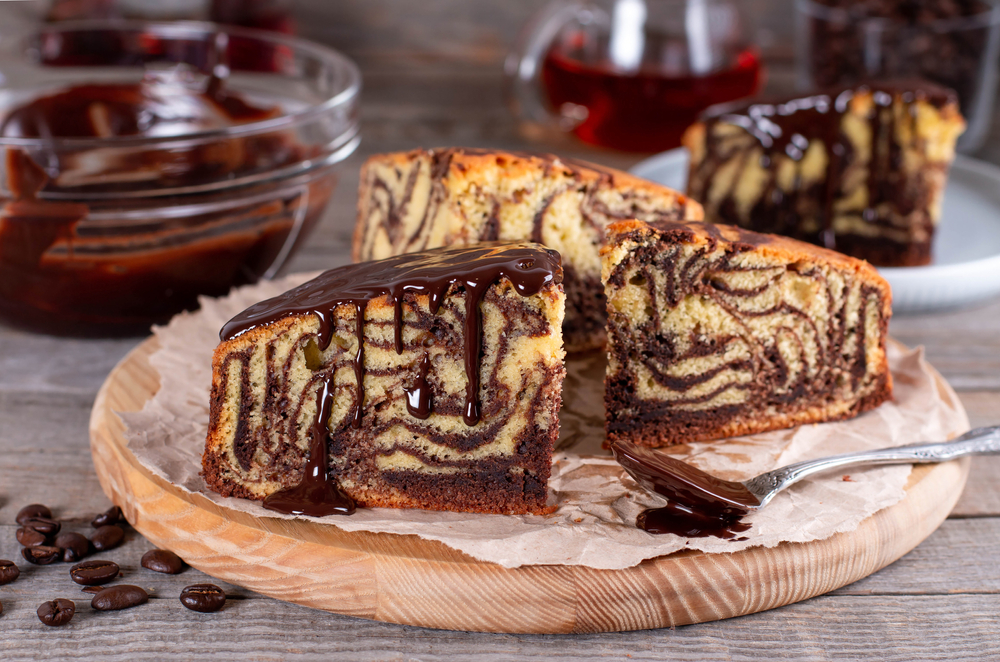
[22,517,60,537]
[91,585,148,611]
[22,545,61,565]
[91,506,123,529]
[15,504,52,525]
[0,559,19,585]
[54,532,90,563]
[81,586,104,595]
[179,584,226,613]
[70,560,120,586]
[90,525,124,552]
[37,599,75,626]
[141,549,184,575]
[16,527,48,547]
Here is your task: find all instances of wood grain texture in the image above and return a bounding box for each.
[85,336,969,634]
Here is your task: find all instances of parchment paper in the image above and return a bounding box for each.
[122,273,969,570]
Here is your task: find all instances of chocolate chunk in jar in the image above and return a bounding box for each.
[22,545,62,565]
[179,584,227,613]
[141,549,184,575]
[70,560,120,586]
[37,599,75,626]
[91,505,123,529]
[0,559,20,585]
[16,527,48,547]
[15,504,52,525]
[91,585,148,611]
[90,525,124,551]
[21,516,60,537]
[804,0,990,118]
[54,532,91,562]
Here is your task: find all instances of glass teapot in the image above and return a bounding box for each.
[505,0,763,152]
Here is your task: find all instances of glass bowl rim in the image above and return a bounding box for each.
[795,0,1000,31]
[0,19,362,149]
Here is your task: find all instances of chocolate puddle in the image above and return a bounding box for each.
[610,441,759,539]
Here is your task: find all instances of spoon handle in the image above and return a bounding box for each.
[746,425,1000,508]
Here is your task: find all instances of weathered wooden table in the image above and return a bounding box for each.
[3,2,1000,658]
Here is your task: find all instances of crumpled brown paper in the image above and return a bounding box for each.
[122,273,969,570]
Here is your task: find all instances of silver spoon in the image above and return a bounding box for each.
[611,425,1000,520]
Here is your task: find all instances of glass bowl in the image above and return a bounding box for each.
[0,20,360,336]
[796,0,1000,152]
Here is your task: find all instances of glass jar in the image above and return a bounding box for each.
[796,0,1000,152]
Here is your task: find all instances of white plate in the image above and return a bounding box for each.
[630,149,1000,313]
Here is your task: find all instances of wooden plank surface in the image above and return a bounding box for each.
[2,0,1000,657]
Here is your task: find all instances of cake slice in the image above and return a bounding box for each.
[683,81,965,266]
[601,219,892,447]
[203,242,566,515]
[353,147,702,352]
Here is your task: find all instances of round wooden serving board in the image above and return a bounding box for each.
[89,337,970,634]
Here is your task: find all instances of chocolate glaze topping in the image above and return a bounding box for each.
[695,80,957,252]
[223,242,563,516]
[610,441,758,539]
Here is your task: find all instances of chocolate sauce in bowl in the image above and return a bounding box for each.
[610,441,759,539]
[0,78,315,336]
[224,242,563,517]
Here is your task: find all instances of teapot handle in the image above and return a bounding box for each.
[504,0,606,130]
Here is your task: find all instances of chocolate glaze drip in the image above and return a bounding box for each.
[611,441,757,539]
[262,381,355,517]
[223,242,563,516]
[693,80,956,255]
[405,352,433,420]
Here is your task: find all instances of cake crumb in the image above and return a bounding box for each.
[842,475,853,482]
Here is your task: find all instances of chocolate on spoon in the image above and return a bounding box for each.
[611,425,1000,539]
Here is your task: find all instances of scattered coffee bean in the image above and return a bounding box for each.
[37,599,75,626]
[141,549,184,575]
[81,586,104,595]
[179,584,226,613]
[90,525,124,552]
[22,546,61,565]
[0,559,19,585]
[16,527,48,547]
[70,560,120,586]
[15,504,52,525]
[54,532,90,563]
[91,506,123,529]
[91,585,148,611]
[22,517,60,537]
